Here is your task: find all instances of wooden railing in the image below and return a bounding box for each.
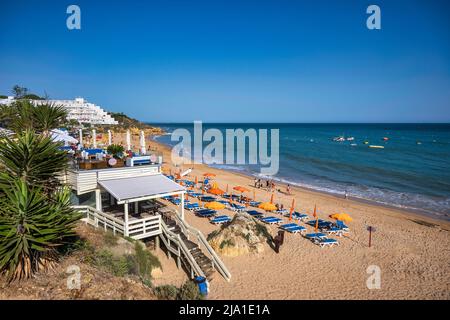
[160,219,205,279]
[173,213,231,282]
[72,205,161,240]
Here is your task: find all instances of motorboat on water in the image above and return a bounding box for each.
[346,137,355,141]
[369,145,384,149]
[333,136,345,142]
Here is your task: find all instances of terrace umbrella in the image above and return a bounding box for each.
[195,176,198,185]
[253,190,256,201]
[270,193,274,204]
[258,202,277,211]
[205,202,226,210]
[289,199,295,221]
[331,213,353,222]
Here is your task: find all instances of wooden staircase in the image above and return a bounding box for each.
[164,219,215,280]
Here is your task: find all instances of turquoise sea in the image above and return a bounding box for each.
[152,123,450,221]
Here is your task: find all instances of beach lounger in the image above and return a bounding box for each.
[326,226,349,237]
[248,201,261,207]
[284,212,309,221]
[185,203,200,211]
[305,233,328,240]
[260,216,283,225]
[246,210,263,217]
[315,238,339,248]
[195,209,217,217]
[280,223,307,234]
[230,203,246,212]
[199,196,216,202]
[210,215,231,224]
[276,209,288,214]
[336,220,350,231]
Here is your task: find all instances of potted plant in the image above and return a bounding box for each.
[106,144,125,167]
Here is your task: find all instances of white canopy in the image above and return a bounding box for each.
[98,174,185,203]
[51,129,78,145]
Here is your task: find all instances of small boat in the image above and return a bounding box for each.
[346,137,355,141]
[333,136,345,142]
[416,141,422,145]
[363,141,369,144]
[383,137,389,141]
[350,143,357,146]
[369,145,384,149]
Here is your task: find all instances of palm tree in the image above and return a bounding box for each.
[0,100,67,135]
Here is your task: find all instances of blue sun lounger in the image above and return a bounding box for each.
[210,215,231,224]
[195,209,217,217]
[199,196,216,202]
[276,209,288,215]
[185,203,201,211]
[305,233,328,240]
[285,212,309,221]
[246,210,263,217]
[248,201,261,207]
[280,223,307,234]
[336,220,350,231]
[260,216,283,225]
[315,238,339,248]
[230,203,246,212]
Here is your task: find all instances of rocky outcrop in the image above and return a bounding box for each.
[208,213,271,257]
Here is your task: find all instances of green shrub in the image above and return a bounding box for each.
[154,280,202,300]
[91,249,131,277]
[154,285,179,300]
[126,242,161,283]
[107,144,124,159]
[103,231,119,246]
[178,280,203,300]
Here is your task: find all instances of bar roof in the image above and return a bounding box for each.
[98,174,185,202]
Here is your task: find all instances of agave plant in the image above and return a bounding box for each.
[0,102,80,281]
[0,130,68,191]
[0,181,80,280]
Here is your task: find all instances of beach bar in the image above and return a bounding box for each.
[67,162,231,281]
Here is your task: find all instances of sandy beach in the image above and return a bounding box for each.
[111,132,450,300]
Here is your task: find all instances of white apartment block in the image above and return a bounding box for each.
[0,96,118,125]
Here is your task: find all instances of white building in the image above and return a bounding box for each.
[0,96,118,125]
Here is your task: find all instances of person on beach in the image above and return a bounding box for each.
[287,184,291,195]
[254,178,258,188]
[345,190,348,199]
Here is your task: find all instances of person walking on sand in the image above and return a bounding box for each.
[287,184,291,195]
[254,178,258,188]
[344,190,348,199]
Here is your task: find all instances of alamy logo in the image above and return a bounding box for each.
[171,121,279,175]
[66,265,81,290]
[366,265,381,289]
[66,5,81,30]
[366,5,381,30]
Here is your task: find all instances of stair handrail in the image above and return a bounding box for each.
[160,219,205,279]
[173,213,231,282]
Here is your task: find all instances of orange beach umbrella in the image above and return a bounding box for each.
[331,213,353,222]
[233,186,250,193]
[205,201,226,210]
[203,173,216,177]
[258,202,277,211]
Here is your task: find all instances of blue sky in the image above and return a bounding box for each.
[1,0,449,122]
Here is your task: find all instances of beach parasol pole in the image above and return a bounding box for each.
[289,198,295,221]
[314,205,319,233]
